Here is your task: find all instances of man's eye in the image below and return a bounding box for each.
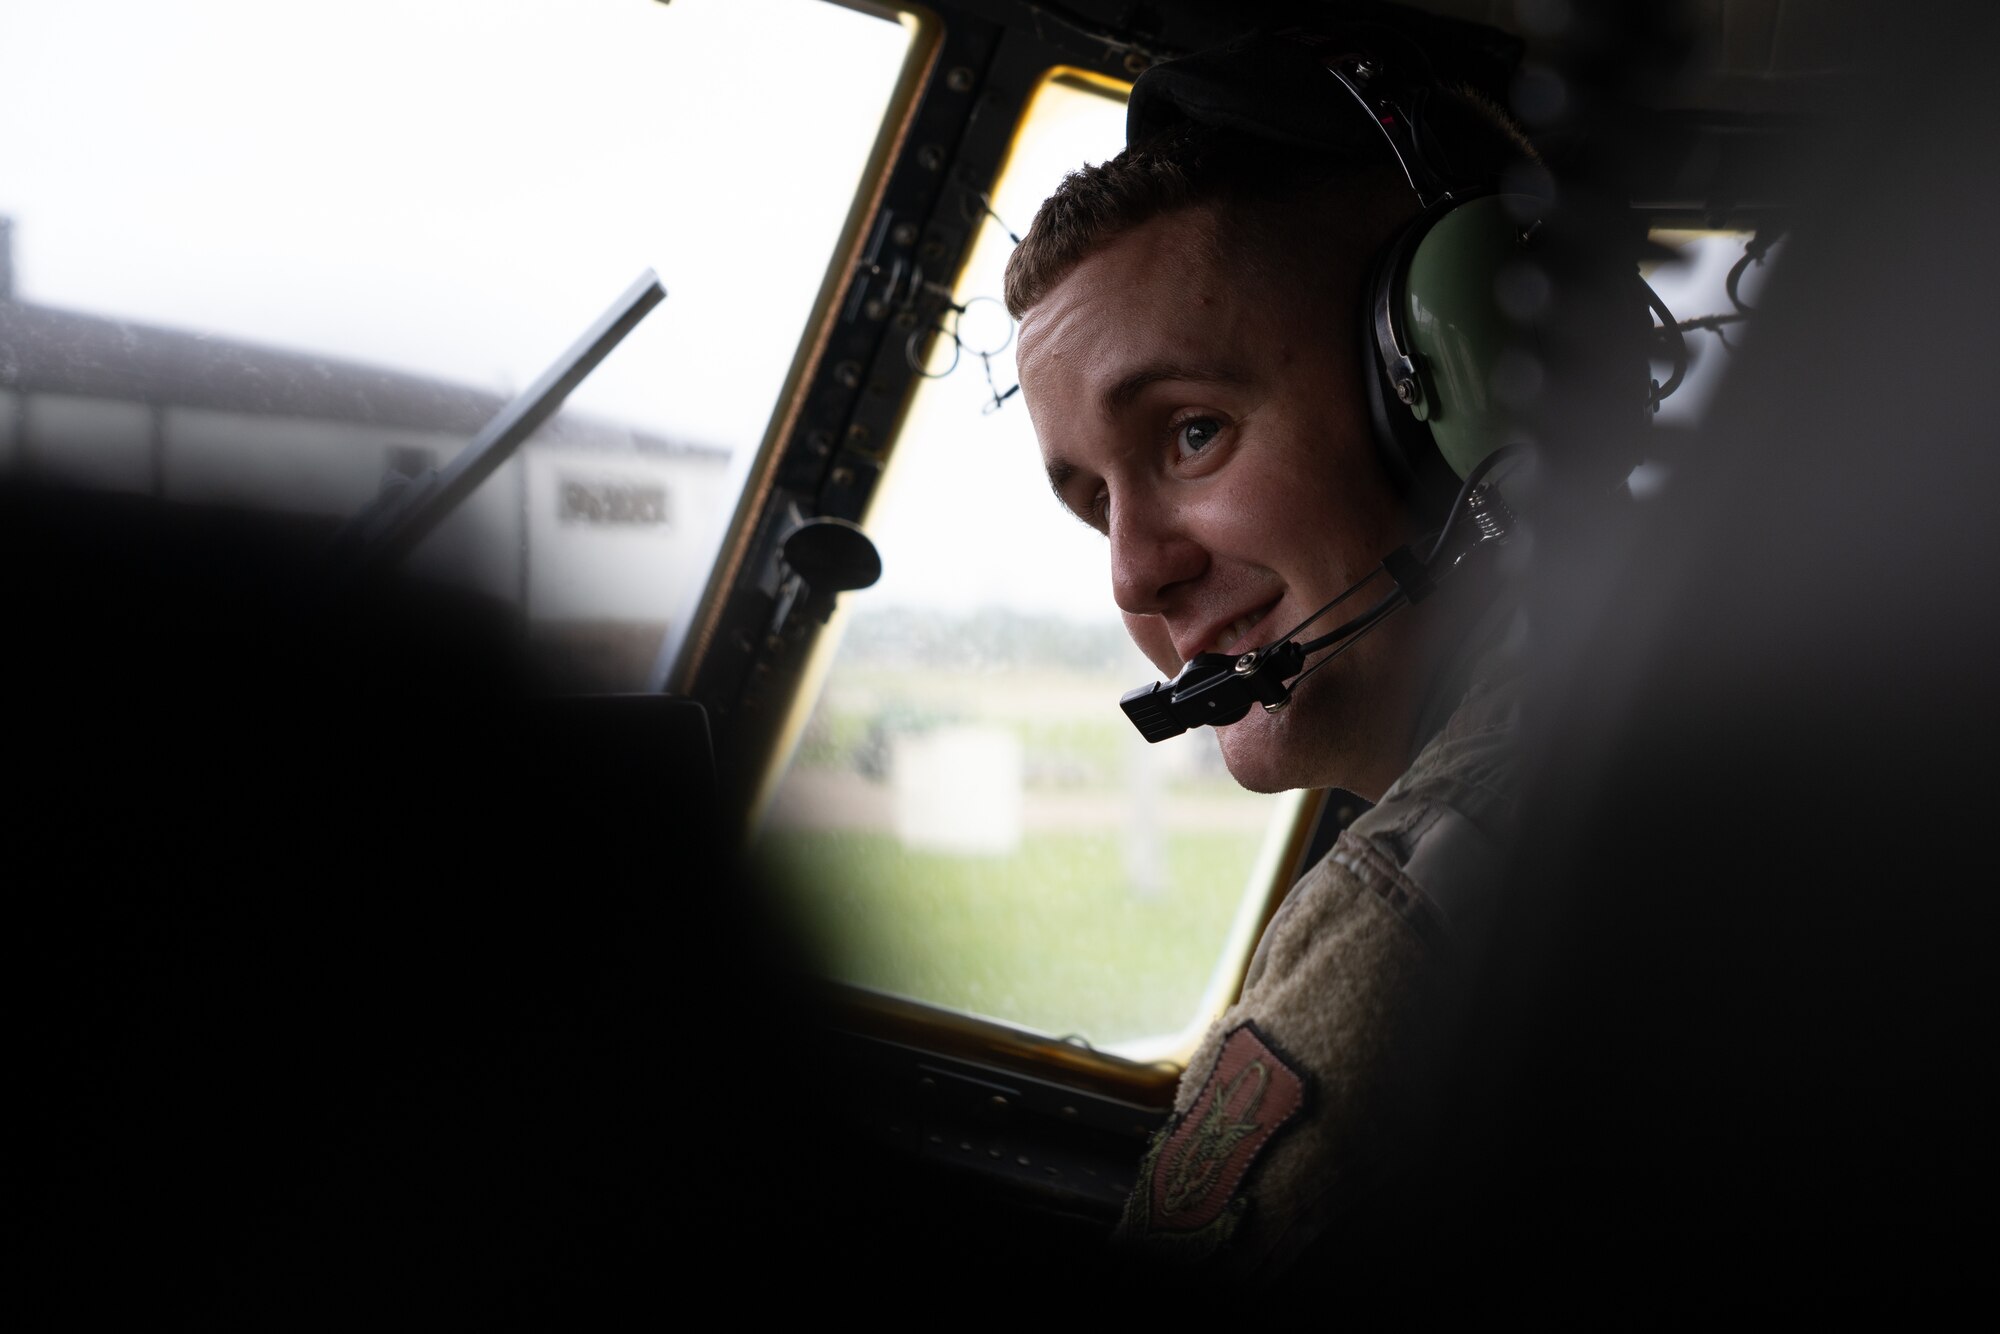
[1175,416,1223,460]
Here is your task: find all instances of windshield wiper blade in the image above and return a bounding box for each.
[330,268,666,579]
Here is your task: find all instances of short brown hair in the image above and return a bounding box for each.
[1003,122,1407,328]
[1002,96,1536,323]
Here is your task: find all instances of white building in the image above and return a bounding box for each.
[0,222,731,693]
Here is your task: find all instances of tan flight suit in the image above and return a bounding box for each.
[1112,608,1524,1277]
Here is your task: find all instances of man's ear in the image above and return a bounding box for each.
[1122,610,1182,674]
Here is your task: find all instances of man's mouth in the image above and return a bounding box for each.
[1196,599,1282,659]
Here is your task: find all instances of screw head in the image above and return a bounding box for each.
[1395,377,1418,405]
[890,221,919,246]
[945,65,975,93]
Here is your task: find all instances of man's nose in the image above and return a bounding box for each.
[1109,497,1207,617]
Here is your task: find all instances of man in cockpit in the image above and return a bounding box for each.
[1006,29,1550,1277]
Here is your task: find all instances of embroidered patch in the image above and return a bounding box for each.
[1141,1023,1307,1239]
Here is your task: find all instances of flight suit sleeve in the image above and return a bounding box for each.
[1111,827,1444,1275]
[1110,667,1520,1277]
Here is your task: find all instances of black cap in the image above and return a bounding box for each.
[1125,24,1529,187]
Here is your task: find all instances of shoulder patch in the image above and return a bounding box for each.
[1131,1022,1308,1249]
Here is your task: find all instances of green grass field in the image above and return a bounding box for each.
[753,827,1266,1048]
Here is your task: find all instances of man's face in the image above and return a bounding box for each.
[1015,206,1428,799]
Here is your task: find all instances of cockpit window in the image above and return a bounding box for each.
[1643,227,1783,427]
[1632,226,1784,498]
[0,0,923,692]
[751,70,1309,1065]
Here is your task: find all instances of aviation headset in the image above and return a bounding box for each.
[1123,26,1547,513]
[1116,27,1560,741]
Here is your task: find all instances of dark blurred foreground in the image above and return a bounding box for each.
[2,488,802,1321]
[1,490,1116,1321]
[1389,4,2000,1304]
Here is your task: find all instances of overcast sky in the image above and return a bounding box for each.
[0,0,909,448]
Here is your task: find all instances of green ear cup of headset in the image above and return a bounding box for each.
[1395,194,1542,480]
